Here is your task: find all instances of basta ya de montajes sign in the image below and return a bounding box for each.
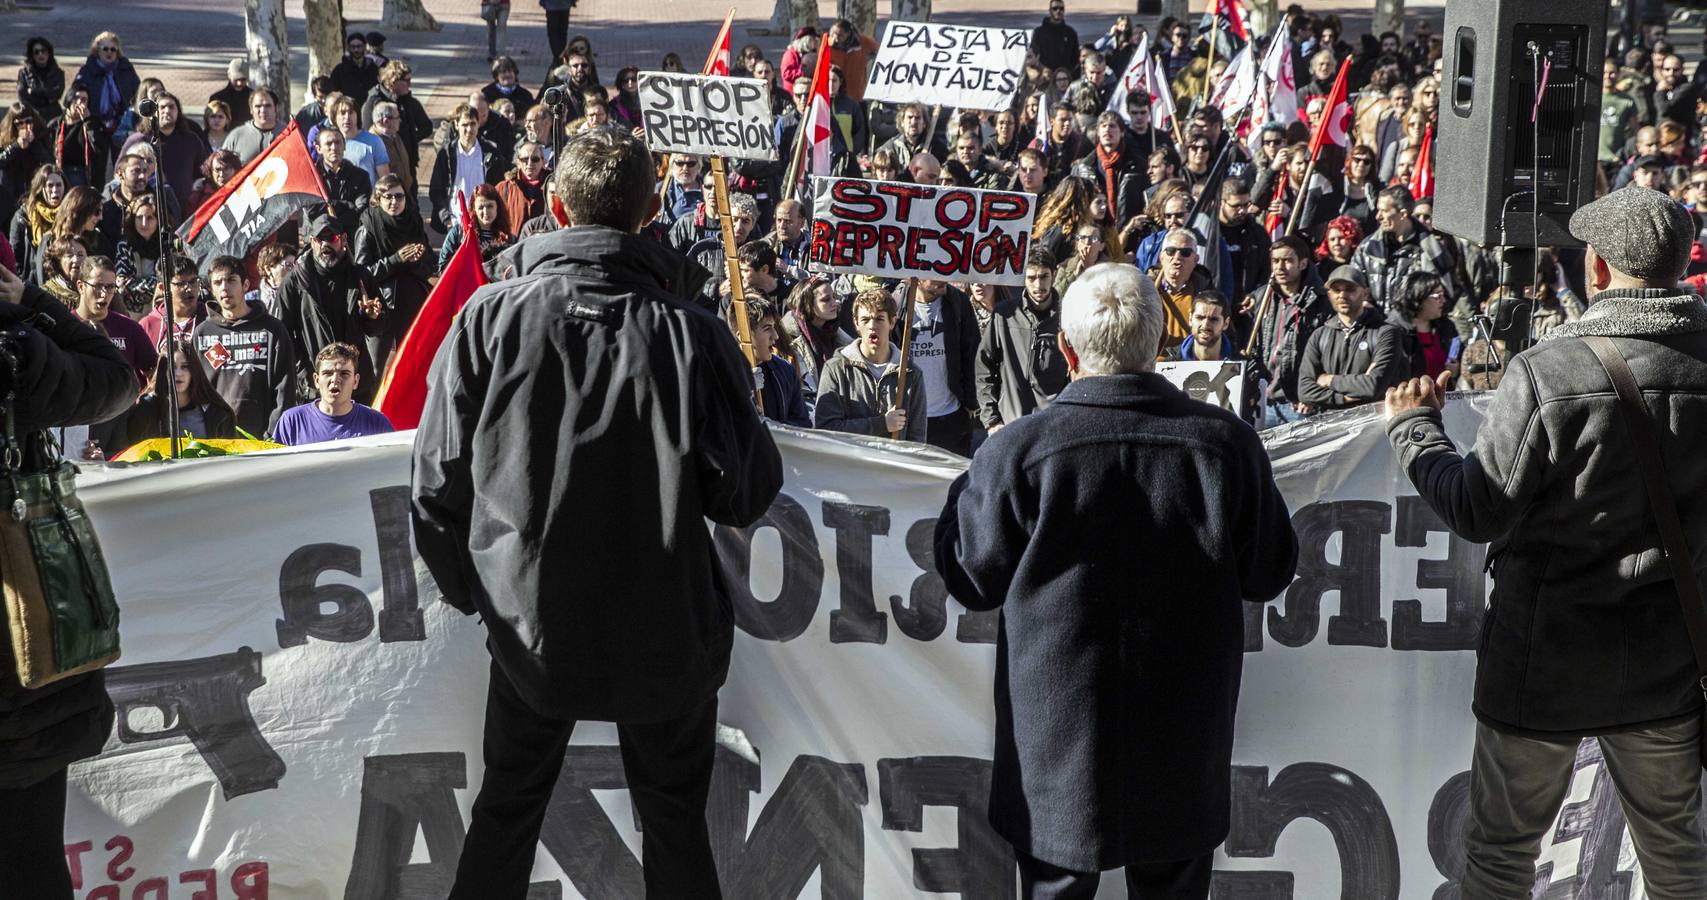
[637,72,777,161]
[808,177,1035,286]
[863,22,1030,112]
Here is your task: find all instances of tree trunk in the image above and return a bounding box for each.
[304,0,345,80]
[1373,0,1405,38]
[788,0,819,36]
[840,0,877,45]
[244,0,291,106]
[1247,0,1280,36]
[0,0,17,14]
[382,0,442,32]
[891,0,929,23]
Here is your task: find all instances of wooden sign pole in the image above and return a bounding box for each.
[889,276,919,439]
[710,155,763,414]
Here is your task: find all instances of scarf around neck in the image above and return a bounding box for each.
[1095,141,1124,213]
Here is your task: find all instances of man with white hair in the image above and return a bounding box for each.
[936,262,1298,900]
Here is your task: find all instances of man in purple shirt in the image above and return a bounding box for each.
[271,342,394,445]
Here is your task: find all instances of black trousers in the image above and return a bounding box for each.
[1016,849,1213,900]
[0,769,74,900]
[449,662,722,900]
[926,408,974,457]
[545,9,572,65]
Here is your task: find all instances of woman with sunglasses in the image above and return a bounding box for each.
[610,67,643,128]
[355,173,434,376]
[16,37,64,120]
[73,32,139,139]
[1338,144,1382,235]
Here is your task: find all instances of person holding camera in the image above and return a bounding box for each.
[0,263,141,896]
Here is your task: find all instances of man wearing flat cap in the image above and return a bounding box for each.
[1295,264,1406,413]
[274,212,385,404]
[1386,185,1707,899]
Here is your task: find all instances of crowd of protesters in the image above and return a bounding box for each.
[0,8,1703,456]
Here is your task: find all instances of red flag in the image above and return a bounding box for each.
[1265,171,1289,238]
[1307,57,1352,161]
[1215,0,1250,42]
[175,120,326,269]
[804,34,835,177]
[372,197,488,430]
[702,8,735,76]
[1409,124,1434,198]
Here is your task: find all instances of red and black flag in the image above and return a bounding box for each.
[176,121,327,271]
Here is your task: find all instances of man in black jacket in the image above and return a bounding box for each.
[413,126,782,900]
[330,33,380,107]
[1296,265,1405,412]
[1031,0,1080,78]
[1071,113,1146,225]
[0,264,136,897]
[936,262,1297,899]
[274,214,384,405]
[1386,186,1707,899]
[313,128,371,239]
[191,255,294,437]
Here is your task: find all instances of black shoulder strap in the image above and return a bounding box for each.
[1581,334,1707,698]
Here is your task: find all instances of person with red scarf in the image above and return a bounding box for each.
[1070,112,1146,226]
[494,141,549,237]
[47,83,106,188]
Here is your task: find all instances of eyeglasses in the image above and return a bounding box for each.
[98,46,118,55]
[170,279,200,289]
[382,191,407,200]
[1261,137,1283,146]
[1352,157,1374,165]
[673,159,698,167]
[1075,233,1102,242]
[1188,144,1210,152]
[1161,246,1195,256]
[79,280,117,294]
[1162,211,1188,221]
[1049,5,1064,10]
[517,155,545,164]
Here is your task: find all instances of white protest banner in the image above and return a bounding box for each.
[61,399,1702,897]
[1158,359,1249,416]
[637,71,777,161]
[808,176,1035,285]
[865,22,1030,112]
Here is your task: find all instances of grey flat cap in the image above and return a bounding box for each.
[1326,264,1369,289]
[1568,186,1694,282]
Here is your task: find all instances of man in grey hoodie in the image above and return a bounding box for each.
[813,286,927,442]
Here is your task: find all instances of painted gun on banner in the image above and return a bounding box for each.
[105,647,287,800]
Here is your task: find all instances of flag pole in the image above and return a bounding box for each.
[1284,155,1318,236]
[890,277,918,439]
[1200,13,1217,109]
[710,156,763,414]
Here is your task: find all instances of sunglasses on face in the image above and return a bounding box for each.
[382,192,407,200]
[1162,246,1195,256]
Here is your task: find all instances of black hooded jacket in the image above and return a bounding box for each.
[411,226,782,722]
[0,284,136,789]
[274,249,382,404]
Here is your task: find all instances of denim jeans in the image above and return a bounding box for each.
[1462,718,1706,900]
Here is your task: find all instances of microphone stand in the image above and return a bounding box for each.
[140,98,181,459]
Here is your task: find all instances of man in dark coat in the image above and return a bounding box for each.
[936,261,1297,899]
[330,33,381,107]
[1071,113,1147,226]
[412,127,782,900]
[1031,0,1081,77]
[906,278,982,455]
[1385,187,1707,899]
[273,214,384,406]
[0,265,137,896]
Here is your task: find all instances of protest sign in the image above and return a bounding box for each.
[865,22,1030,111]
[62,400,1702,897]
[637,72,776,161]
[1158,359,1250,417]
[808,176,1035,285]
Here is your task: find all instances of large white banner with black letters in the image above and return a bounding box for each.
[61,397,1702,898]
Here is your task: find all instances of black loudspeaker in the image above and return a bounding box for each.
[1432,0,1607,248]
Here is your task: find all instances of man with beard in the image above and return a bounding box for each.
[953,133,1008,190]
[331,33,380,108]
[1031,0,1080,77]
[314,128,372,239]
[99,150,178,250]
[49,83,106,188]
[879,103,949,167]
[978,249,1071,433]
[275,213,385,404]
[1246,235,1332,424]
[542,52,599,123]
